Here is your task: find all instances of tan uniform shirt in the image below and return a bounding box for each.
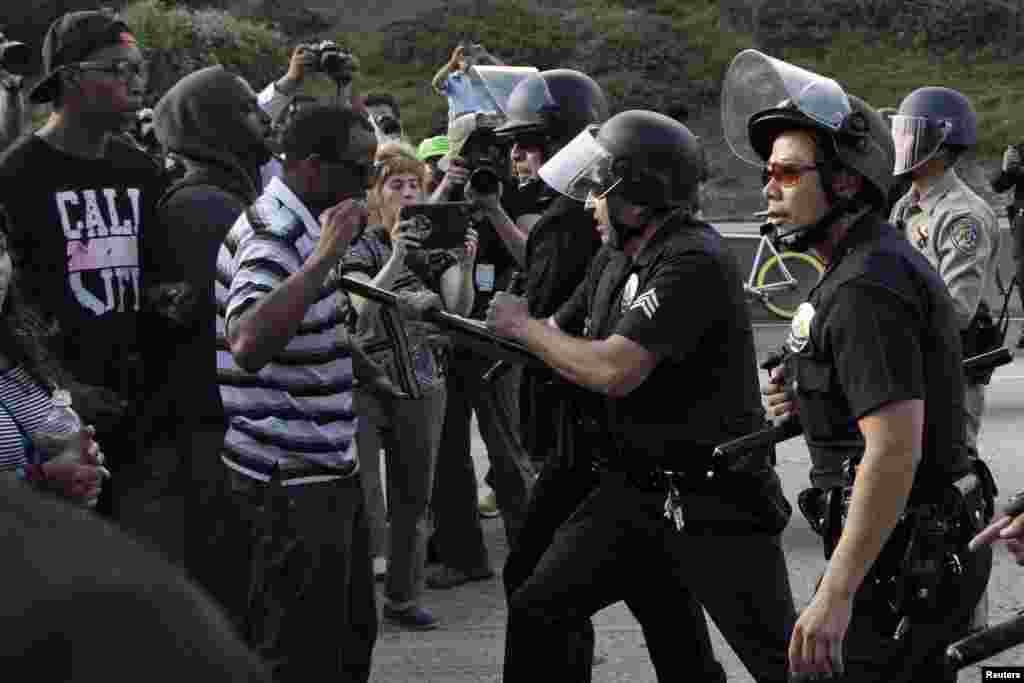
[890,168,1000,330]
[890,167,1000,454]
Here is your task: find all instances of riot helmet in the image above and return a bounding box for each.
[891,86,976,175]
[722,49,894,251]
[479,68,609,147]
[540,110,703,209]
[539,110,702,249]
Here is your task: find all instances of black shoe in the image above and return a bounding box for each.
[1017,334,1024,349]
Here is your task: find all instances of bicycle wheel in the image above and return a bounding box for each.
[756,251,825,319]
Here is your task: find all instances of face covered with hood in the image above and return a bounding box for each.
[154,65,273,183]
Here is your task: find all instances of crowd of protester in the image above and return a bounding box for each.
[2,8,1024,683]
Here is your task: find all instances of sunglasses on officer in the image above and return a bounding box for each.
[512,131,548,149]
[761,160,822,188]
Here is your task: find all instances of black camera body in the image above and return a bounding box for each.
[373,113,402,138]
[310,40,358,84]
[0,34,29,75]
[460,122,510,195]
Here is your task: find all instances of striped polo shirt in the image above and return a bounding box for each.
[216,177,358,484]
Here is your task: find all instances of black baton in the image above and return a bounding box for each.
[946,611,1024,672]
[483,271,527,384]
[714,347,1015,459]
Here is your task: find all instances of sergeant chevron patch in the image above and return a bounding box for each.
[630,289,660,319]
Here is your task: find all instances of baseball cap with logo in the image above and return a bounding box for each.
[437,111,504,172]
[29,9,136,105]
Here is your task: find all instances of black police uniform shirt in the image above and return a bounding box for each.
[0,134,165,397]
[519,185,601,457]
[554,212,766,458]
[524,192,601,319]
[784,213,968,492]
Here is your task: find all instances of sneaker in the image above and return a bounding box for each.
[426,564,495,590]
[478,488,499,518]
[383,604,438,631]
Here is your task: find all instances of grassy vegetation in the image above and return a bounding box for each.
[780,34,1024,158]
[115,0,1022,160]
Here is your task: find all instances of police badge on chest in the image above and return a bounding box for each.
[620,273,639,312]
[787,302,815,353]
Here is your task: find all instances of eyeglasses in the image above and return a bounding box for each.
[72,59,148,83]
[761,161,821,188]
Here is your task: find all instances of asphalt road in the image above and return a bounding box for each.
[369,323,1024,683]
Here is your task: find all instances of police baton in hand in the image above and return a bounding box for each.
[713,347,1014,465]
[482,271,528,384]
[946,609,1024,672]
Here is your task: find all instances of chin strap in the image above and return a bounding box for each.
[607,205,689,251]
[766,157,864,253]
[769,198,854,253]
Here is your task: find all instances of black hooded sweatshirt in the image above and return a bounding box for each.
[149,66,269,432]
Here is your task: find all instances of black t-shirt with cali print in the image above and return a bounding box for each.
[0,134,166,394]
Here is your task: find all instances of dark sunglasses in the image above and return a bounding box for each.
[513,132,548,149]
[761,161,822,188]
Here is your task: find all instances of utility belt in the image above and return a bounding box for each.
[601,440,790,536]
[797,456,996,639]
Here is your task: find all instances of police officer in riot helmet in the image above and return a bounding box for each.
[889,87,1000,633]
[487,108,795,682]
[725,50,993,681]
[890,87,1000,463]
[468,66,609,679]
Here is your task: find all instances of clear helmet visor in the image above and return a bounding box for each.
[891,115,950,175]
[470,65,543,117]
[722,49,853,166]
[538,125,620,202]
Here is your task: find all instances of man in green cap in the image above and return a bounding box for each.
[418,134,449,194]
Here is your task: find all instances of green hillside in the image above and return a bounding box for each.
[40,0,1024,216]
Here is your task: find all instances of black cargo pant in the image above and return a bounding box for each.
[825,526,992,682]
[432,345,535,570]
[505,470,797,683]
[1011,209,1024,314]
[502,454,601,682]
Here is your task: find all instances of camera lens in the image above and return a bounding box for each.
[0,41,30,72]
[378,116,401,136]
[470,167,500,195]
[321,52,342,74]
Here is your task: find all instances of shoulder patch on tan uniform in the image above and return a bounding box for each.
[950,218,980,255]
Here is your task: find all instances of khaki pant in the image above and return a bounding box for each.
[355,383,447,608]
